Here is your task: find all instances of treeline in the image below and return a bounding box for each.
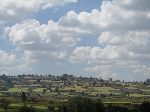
[0,96,150,112]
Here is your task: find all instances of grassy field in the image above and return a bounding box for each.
[8,87,28,92]
[0,82,150,112]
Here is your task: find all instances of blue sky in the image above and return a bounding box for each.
[0,0,150,81]
[35,0,101,23]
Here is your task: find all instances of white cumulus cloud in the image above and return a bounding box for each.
[1,0,150,80]
[68,0,150,80]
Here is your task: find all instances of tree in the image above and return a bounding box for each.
[68,96,105,112]
[47,106,55,112]
[140,102,150,112]
[21,92,27,105]
[93,81,97,87]
[107,105,129,112]
[36,79,41,84]
[43,89,47,94]
[92,99,105,112]
[0,98,10,112]
[55,87,59,93]
[0,74,13,88]
[28,87,33,93]
[18,106,37,112]
[62,106,68,112]
[146,79,150,85]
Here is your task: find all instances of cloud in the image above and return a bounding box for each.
[59,1,150,32]
[41,0,78,9]
[0,50,32,74]
[0,50,16,65]
[0,0,79,39]
[8,19,82,61]
[115,0,150,11]
[0,0,78,22]
[68,0,150,80]
[2,0,150,80]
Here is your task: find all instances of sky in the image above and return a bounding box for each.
[0,0,150,81]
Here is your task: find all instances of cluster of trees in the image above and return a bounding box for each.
[0,94,150,112]
[67,97,105,112]
[0,98,10,112]
[146,79,150,85]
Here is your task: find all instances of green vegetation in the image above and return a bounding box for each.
[0,74,150,111]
